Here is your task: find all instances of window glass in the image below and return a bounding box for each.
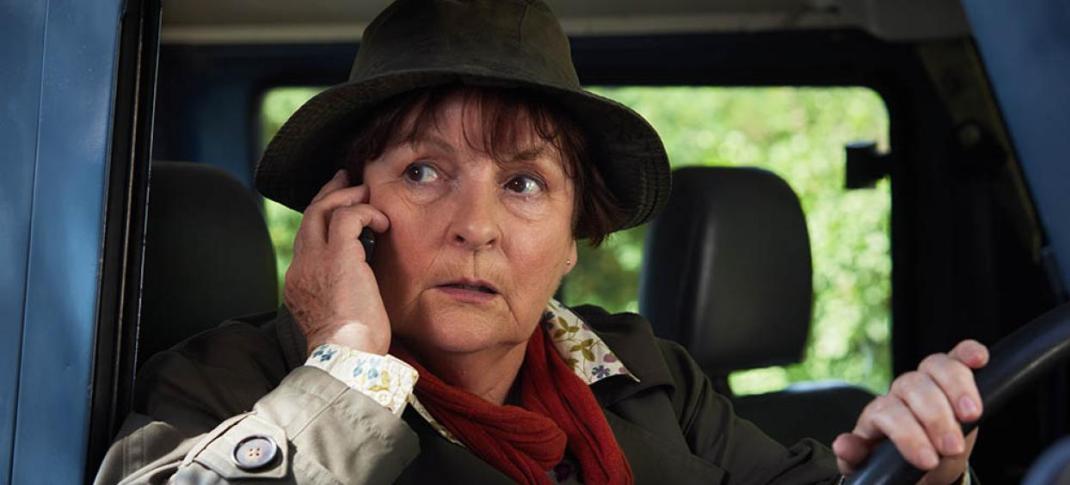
[259,85,892,395]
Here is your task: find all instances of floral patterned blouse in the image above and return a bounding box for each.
[304,299,638,474]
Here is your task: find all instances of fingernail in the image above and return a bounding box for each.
[959,396,978,417]
[942,432,964,454]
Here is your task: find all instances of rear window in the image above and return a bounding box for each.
[259,85,892,396]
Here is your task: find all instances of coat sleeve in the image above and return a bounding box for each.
[94,348,419,484]
[657,339,843,485]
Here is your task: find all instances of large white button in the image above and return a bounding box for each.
[233,435,278,471]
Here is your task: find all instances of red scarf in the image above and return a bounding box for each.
[394,326,633,484]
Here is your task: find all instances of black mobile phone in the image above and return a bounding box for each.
[359,227,376,261]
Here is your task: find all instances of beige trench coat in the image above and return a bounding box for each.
[94,305,841,484]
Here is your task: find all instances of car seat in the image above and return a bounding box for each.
[139,161,278,368]
[639,165,875,447]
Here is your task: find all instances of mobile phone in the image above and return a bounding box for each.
[359,227,376,261]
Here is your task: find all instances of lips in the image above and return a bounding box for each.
[436,278,499,295]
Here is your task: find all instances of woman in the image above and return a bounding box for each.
[97,0,986,483]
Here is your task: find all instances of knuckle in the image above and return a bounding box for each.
[330,204,367,224]
[918,354,946,374]
[308,192,345,213]
[878,394,899,412]
[930,363,975,402]
[947,361,975,387]
[864,395,887,414]
[915,404,948,431]
[891,371,923,395]
[303,198,329,216]
[871,406,906,439]
[866,395,902,421]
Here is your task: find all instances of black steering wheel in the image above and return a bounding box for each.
[845,301,1070,484]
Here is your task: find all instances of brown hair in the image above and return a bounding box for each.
[342,85,623,246]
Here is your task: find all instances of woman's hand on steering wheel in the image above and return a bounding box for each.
[285,168,393,356]
[833,340,990,484]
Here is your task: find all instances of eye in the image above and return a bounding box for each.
[505,174,544,195]
[404,162,439,184]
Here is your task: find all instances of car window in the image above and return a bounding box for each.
[258,85,892,396]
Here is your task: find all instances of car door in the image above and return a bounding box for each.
[0,0,159,482]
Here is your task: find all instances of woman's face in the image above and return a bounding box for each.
[362,94,578,360]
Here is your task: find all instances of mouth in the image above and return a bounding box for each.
[436,278,499,295]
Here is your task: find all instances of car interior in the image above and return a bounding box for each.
[79,0,1070,482]
[641,166,876,447]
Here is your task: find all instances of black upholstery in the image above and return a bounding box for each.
[640,166,812,374]
[139,161,278,367]
[731,383,875,446]
[639,166,875,447]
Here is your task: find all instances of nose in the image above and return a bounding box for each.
[448,182,501,251]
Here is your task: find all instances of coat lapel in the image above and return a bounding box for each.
[396,410,518,485]
[605,409,726,484]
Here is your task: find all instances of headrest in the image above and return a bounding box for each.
[639,166,812,375]
[139,162,278,366]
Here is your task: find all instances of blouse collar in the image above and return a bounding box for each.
[409,300,638,445]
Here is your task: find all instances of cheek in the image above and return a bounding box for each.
[506,219,574,291]
[372,197,441,273]
[367,188,444,296]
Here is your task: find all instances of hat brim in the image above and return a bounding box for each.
[255,69,670,233]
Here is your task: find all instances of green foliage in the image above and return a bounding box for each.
[258,85,892,396]
[260,88,324,302]
[570,87,892,395]
[264,198,301,302]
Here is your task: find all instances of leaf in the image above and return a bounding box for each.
[581,349,595,361]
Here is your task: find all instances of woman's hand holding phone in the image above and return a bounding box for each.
[285,169,392,356]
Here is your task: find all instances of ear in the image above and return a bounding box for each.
[564,239,578,276]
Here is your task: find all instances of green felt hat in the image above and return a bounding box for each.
[255,0,671,232]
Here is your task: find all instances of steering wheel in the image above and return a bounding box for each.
[845,301,1070,484]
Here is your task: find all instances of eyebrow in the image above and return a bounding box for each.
[409,133,553,167]
[408,133,456,155]
[505,145,548,165]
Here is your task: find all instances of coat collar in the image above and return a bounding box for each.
[570,304,677,406]
[272,300,650,387]
[271,301,676,438]
[270,302,709,482]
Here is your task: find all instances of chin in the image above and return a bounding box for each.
[398,300,531,357]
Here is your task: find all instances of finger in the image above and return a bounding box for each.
[948,339,989,369]
[832,433,873,473]
[310,169,350,205]
[309,184,371,216]
[299,185,370,247]
[890,370,964,456]
[854,395,941,471]
[919,353,983,422]
[326,204,390,254]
